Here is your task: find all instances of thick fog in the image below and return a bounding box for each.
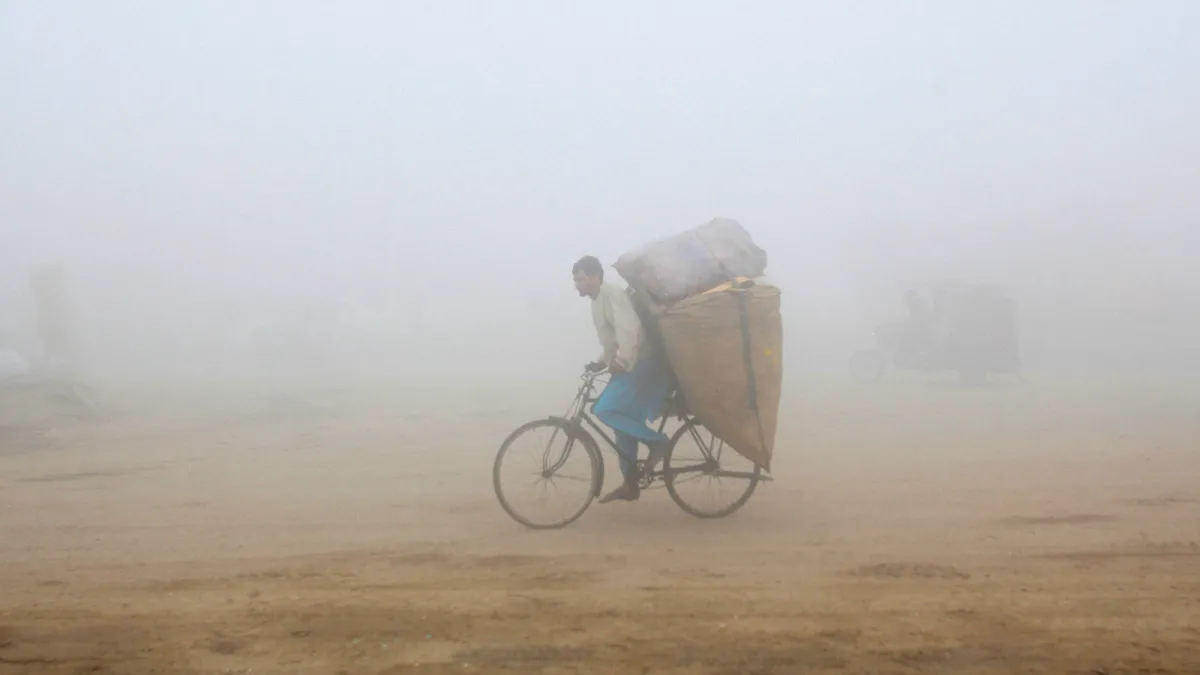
[2,1,1198,384]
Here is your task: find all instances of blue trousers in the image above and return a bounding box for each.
[591,354,672,480]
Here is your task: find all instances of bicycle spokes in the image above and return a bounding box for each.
[667,424,760,516]
[540,428,570,476]
[494,421,596,529]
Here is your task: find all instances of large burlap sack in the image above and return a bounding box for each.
[614,218,768,305]
[656,283,782,470]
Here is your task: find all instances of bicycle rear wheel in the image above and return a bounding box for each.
[493,418,601,529]
[663,419,762,518]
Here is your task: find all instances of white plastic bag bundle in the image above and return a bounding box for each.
[613,218,767,304]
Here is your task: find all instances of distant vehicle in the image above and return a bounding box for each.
[849,281,1020,384]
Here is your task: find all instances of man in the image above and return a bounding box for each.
[572,255,672,503]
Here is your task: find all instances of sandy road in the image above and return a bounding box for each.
[1,375,1198,673]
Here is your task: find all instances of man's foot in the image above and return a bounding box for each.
[599,481,639,503]
[644,441,670,475]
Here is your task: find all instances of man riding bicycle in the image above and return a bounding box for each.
[572,256,673,503]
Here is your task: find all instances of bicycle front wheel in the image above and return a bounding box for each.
[663,419,762,518]
[493,419,601,529]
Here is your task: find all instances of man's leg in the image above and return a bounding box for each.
[594,372,656,503]
[613,430,639,482]
[596,428,641,503]
[593,393,670,504]
[594,405,667,444]
[592,356,674,503]
[595,405,670,474]
[599,430,643,502]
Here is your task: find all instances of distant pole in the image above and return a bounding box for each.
[29,264,77,375]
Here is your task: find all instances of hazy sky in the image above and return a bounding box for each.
[2,1,1198,374]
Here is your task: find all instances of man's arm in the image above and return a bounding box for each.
[607,289,643,372]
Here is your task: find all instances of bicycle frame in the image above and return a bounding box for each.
[495,368,770,529]
[542,370,764,487]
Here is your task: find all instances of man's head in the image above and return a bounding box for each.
[572,256,604,298]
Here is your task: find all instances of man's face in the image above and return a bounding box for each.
[573,270,601,298]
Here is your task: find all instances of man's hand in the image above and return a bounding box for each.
[586,361,608,373]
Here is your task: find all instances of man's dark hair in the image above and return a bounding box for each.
[572,255,604,280]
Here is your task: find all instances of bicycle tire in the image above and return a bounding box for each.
[663,419,761,519]
[492,418,602,530]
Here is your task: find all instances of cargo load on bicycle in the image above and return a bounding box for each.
[615,218,782,471]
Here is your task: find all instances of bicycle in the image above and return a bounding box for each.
[492,366,768,529]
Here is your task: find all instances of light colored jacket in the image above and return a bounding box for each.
[591,283,648,372]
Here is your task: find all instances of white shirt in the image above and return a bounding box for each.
[590,283,647,372]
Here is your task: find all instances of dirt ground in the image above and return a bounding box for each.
[1,373,1198,674]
